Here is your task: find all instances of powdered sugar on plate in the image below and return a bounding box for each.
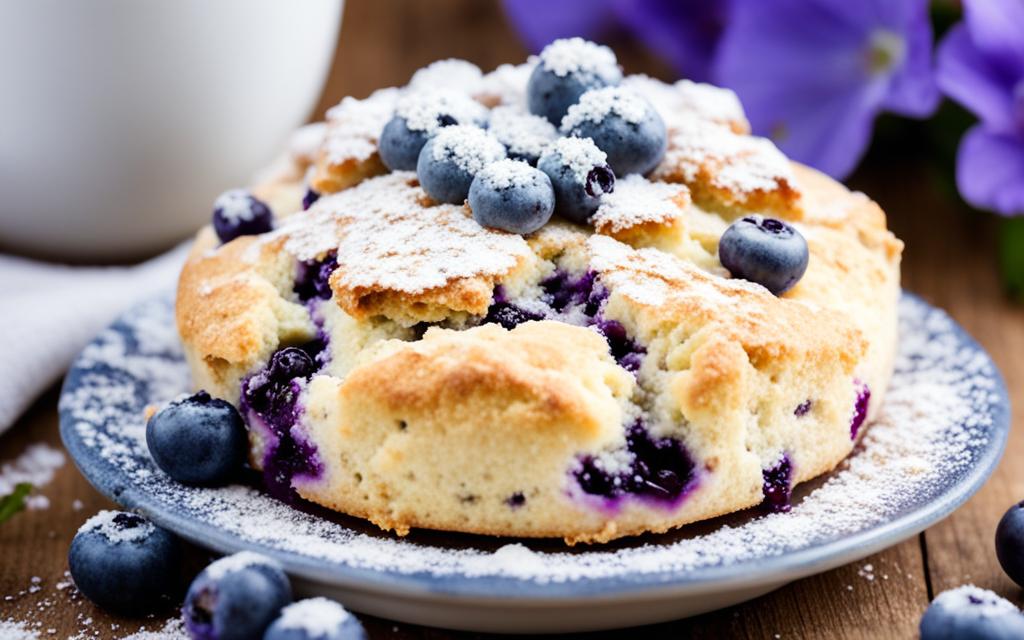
[59,293,1006,590]
[561,87,651,132]
[590,175,687,233]
[538,37,619,81]
[0,443,65,496]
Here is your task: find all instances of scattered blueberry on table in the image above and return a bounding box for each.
[718,215,809,296]
[468,159,555,234]
[996,502,1024,588]
[212,189,274,244]
[68,510,181,615]
[263,597,368,640]
[184,551,293,640]
[919,585,1024,640]
[146,391,248,486]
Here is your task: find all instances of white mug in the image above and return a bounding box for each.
[0,0,343,261]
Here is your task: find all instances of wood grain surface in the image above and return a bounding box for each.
[2,1,1022,638]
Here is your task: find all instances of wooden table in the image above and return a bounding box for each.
[3,1,1022,637]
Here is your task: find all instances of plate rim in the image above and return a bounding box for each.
[58,292,1011,602]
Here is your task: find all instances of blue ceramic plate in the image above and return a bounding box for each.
[59,293,1009,633]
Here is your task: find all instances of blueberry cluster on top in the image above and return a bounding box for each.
[207,37,812,299]
[376,37,671,237]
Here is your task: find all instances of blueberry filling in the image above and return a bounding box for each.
[506,492,526,508]
[794,400,812,417]
[302,188,320,210]
[851,379,871,440]
[761,454,793,513]
[241,346,326,502]
[294,254,338,302]
[483,270,646,371]
[574,421,697,506]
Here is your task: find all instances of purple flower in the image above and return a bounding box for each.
[713,0,939,179]
[937,0,1024,216]
[501,0,727,81]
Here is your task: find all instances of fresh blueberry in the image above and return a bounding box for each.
[718,215,809,296]
[184,551,292,640]
[416,125,506,204]
[561,87,667,176]
[379,90,488,171]
[263,598,367,640]
[537,136,615,224]
[146,391,247,486]
[920,585,1024,640]
[468,159,555,234]
[68,511,181,615]
[527,38,622,125]
[212,189,273,244]
[996,502,1024,587]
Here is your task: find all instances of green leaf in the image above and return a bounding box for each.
[0,483,33,524]
[1000,217,1024,302]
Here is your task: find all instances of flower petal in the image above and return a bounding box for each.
[879,0,939,117]
[611,0,729,83]
[713,0,889,177]
[963,0,1024,80]
[956,126,1024,216]
[500,0,617,52]
[937,24,1018,133]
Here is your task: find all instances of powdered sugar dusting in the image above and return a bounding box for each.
[538,38,619,81]
[271,172,531,295]
[78,510,155,544]
[409,58,483,94]
[931,585,1020,616]
[277,598,351,634]
[476,61,535,107]
[622,75,748,132]
[0,443,65,496]
[429,125,506,173]
[541,137,608,185]
[288,123,327,164]
[323,88,400,164]
[475,159,542,191]
[488,106,558,161]
[561,87,651,132]
[213,190,256,224]
[655,118,795,195]
[60,293,1005,587]
[591,175,686,233]
[395,89,487,134]
[204,550,280,580]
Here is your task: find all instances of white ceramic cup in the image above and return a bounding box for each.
[0,0,342,261]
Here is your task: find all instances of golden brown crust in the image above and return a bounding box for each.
[175,75,903,543]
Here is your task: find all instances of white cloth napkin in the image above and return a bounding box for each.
[0,245,189,434]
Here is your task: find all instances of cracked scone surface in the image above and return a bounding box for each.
[176,68,902,544]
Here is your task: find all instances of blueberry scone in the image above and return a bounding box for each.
[176,39,901,544]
